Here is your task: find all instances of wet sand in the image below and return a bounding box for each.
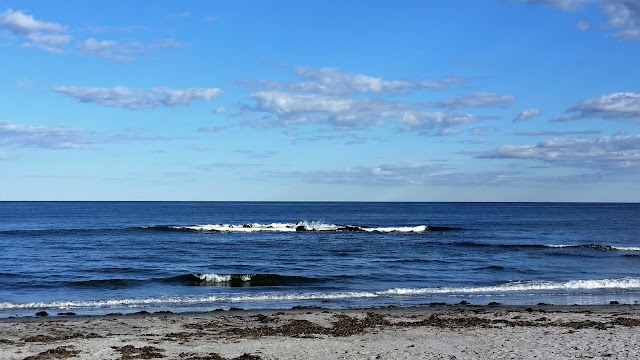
[1,304,639,359]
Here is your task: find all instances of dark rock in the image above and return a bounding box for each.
[229,307,244,311]
[23,346,79,360]
[111,345,165,359]
[610,300,619,305]
[179,353,261,360]
[588,244,615,251]
[487,302,501,306]
[458,301,470,305]
[295,225,309,231]
[337,225,363,232]
[35,311,48,317]
[57,312,76,316]
[611,317,640,326]
[128,311,150,316]
[23,332,102,343]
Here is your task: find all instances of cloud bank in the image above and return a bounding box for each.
[53,86,223,110]
[78,38,185,63]
[557,92,640,122]
[1,8,185,60]
[0,121,97,149]
[242,66,507,134]
[0,9,71,53]
[481,134,640,172]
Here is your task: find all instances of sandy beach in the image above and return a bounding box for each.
[1,304,639,359]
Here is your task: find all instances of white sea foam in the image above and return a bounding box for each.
[194,273,254,282]
[177,223,297,232]
[171,222,431,233]
[382,278,640,295]
[195,274,231,282]
[612,246,640,251]
[3,278,639,311]
[543,244,640,251]
[367,225,428,233]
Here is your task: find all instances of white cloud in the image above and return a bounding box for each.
[215,106,227,114]
[246,90,486,131]
[480,134,640,172]
[251,91,353,116]
[0,9,70,53]
[0,9,64,34]
[240,66,503,134]
[513,108,541,122]
[255,66,465,96]
[53,86,223,110]
[603,0,640,39]
[515,129,601,135]
[0,122,194,151]
[0,121,98,149]
[514,0,640,40]
[290,66,415,95]
[79,37,185,63]
[557,92,640,122]
[427,92,515,109]
[399,112,487,133]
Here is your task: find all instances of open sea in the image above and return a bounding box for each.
[1,201,639,317]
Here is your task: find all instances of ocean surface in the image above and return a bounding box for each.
[1,202,639,317]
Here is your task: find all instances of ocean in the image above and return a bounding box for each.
[0,202,639,317]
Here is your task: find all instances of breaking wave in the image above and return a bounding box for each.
[140,221,459,233]
[168,273,321,287]
[66,273,321,289]
[456,241,640,252]
[542,244,640,252]
[3,278,639,311]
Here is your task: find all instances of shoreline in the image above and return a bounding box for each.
[2,304,639,359]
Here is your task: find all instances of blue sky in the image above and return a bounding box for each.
[1,0,639,201]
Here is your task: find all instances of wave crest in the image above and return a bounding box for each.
[140,222,459,233]
[175,273,321,287]
[2,277,639,311]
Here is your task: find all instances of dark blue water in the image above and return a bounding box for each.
[1,202,639,317]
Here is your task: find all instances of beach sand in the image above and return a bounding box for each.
[1,304,639,359]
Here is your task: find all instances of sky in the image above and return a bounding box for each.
[1,0,639,201]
